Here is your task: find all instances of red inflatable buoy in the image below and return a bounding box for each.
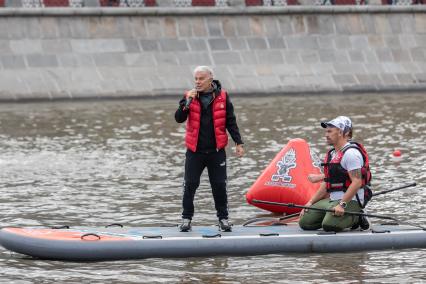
[246,138,322,214]
[393,149,402,157]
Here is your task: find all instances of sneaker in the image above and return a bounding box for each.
[218,219,232,232]
[179,218,192,232]
[351,221,360,230]
[359,211,372,231]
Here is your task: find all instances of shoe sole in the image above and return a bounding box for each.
[219,228,232,232]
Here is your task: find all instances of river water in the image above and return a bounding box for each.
[0,93,425,283]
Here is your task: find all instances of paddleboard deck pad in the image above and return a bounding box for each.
[0,224,425,261]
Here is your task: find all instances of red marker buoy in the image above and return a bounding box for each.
[393,150,402,157]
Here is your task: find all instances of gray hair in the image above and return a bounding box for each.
[193,66,214,78]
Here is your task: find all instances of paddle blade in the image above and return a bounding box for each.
[246,138,322,214]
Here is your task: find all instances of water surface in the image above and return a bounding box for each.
[0,93,425,283]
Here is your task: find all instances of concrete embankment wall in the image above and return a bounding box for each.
[0,6,425,101]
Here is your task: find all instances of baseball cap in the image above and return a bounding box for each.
[321,116,352,133]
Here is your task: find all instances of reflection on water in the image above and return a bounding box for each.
[0,93,425,283]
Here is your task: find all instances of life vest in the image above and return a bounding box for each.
[185,90,228,152]
[323,141,373,207]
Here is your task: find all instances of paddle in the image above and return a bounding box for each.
[247,182,417,224]
[242,212,300,226]
[372,182,416,197]
[252,199,426,230]
[252,199,396,220]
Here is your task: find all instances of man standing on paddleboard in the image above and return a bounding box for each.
[299,116,372,232]
[175,66,245,232]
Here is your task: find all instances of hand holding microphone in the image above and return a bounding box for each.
[184,89,198,110]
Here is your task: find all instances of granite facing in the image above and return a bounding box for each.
[0,7,425,100]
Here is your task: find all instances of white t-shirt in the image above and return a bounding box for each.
[329,143,365,202]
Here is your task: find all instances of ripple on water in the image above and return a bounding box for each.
[0,93,425,283]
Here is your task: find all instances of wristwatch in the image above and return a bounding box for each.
[339,201,347,208]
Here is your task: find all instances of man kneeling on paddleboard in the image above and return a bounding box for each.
[299,116,372,232]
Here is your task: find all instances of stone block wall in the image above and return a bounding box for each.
[0,6,425,100]
[2,0,425,8]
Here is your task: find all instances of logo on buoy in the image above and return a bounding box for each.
[310,149,322,169]
[268,148,296,187]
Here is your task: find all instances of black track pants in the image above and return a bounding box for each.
[182,149,228,220]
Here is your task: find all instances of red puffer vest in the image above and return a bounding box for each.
[185,90,228,152]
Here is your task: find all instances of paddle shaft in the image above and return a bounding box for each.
[252,199,396,221]
[279,212,300,221]
[372,182,416,197]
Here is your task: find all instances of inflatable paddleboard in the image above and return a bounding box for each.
[246,138,322,214]
[1,223,425,261]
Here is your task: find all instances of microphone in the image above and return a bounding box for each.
[184,97,193,109]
